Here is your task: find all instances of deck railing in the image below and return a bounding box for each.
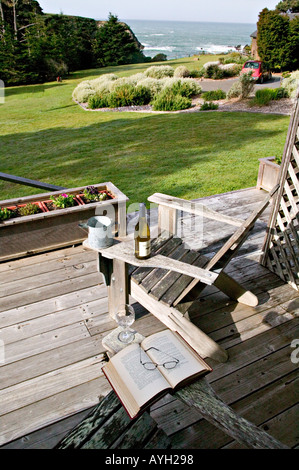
[0,172,65,191]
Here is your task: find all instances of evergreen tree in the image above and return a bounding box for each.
[276,0,299,13]
[93,13,146,67]
[257,8,299,71]
[0,3,146,86]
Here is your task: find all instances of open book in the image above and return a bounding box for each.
[102,329,212,419]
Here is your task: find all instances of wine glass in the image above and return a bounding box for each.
[115,304,135,343]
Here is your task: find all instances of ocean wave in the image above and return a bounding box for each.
[143,46,175,52]
[197,44,245,54]
[150,33,165,36]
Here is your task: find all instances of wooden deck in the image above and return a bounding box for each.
[0,187,298,449]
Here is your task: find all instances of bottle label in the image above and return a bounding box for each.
[138,241,151,257]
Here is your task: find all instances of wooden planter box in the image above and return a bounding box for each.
[0,182,128,262]
[256,156,280,191]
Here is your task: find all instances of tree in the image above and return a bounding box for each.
[276,0,299,13]
[257,8,299,71]
[92,13,146,67]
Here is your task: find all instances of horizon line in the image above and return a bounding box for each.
[42,12,257,25]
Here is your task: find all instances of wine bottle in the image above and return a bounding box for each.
[134,203,151,259]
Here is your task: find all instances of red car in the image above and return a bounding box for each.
[241,60,272,83]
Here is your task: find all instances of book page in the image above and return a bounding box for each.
[142,330,210,388]
[108,343,170,409]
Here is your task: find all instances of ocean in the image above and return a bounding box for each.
[123,19,256,60]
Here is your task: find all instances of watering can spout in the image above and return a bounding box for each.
[78,222,88,230]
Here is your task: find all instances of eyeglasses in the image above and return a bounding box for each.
[140,346,180,370]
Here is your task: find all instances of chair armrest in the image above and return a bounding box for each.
[148,193,244,227]
[96,240,218,286]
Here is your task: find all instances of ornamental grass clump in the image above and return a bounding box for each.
[108,84,151,107]
[250,87,289,107]
[72,81,96,103]
[227,71,255,99]
[200,101,219,110]
[281,71,299,98]
[136,77,163,98]
[174,66,191,78]
[161,78,202,97]
[88,93,110,109]
[144,65,175,79]
[151,88,192,111]
[202,89,226,101]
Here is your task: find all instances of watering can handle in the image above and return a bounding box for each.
[78,222,88,231]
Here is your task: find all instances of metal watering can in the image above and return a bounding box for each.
[79,216,113,249]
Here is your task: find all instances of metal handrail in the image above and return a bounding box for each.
[0,172,65,191]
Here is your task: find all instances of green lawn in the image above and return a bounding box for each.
[0,56,290,208]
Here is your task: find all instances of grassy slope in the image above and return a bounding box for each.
[0,56,290,207]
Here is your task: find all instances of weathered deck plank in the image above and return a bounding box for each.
[0,187,298,449]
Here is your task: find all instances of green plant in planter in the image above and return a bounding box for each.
[83,186,108,202]
[50,193,75,208]
[18,203,40,216]
[0,207,13,221]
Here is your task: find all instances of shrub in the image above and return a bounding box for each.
[272,87,289,99]
[72,82,96,103]
[219,63,243,77]
[90,74,119,94]
[250,87,289,107]
[137,77,163,98]
[127,73,146,84]
[151,89,192,111]
[88,93,110,109]
[91,74,118,86]
[144,65,175,79]
[189,68,205,78]
[108,84,151,107]
[227,81,242,99]
[228,71,255,99]
[204,64,224,79]
[174,66,191,78]
[282,71,299,98]
[239,71,256,98]
[200,101,219,110]
[151,53,167,62]
[161,78,202,97]
[202,89,226,101]
[203,61,220,69]
[221,52,246,65]
[250,88,274,106]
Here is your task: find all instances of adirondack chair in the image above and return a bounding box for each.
[94,184,279,364]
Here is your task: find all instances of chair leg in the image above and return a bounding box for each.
[131,281,228,363]
[214,271,259,307]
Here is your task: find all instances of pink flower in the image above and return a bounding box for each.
[61,193,68,198]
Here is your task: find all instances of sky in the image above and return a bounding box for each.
[37,0,280,24]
